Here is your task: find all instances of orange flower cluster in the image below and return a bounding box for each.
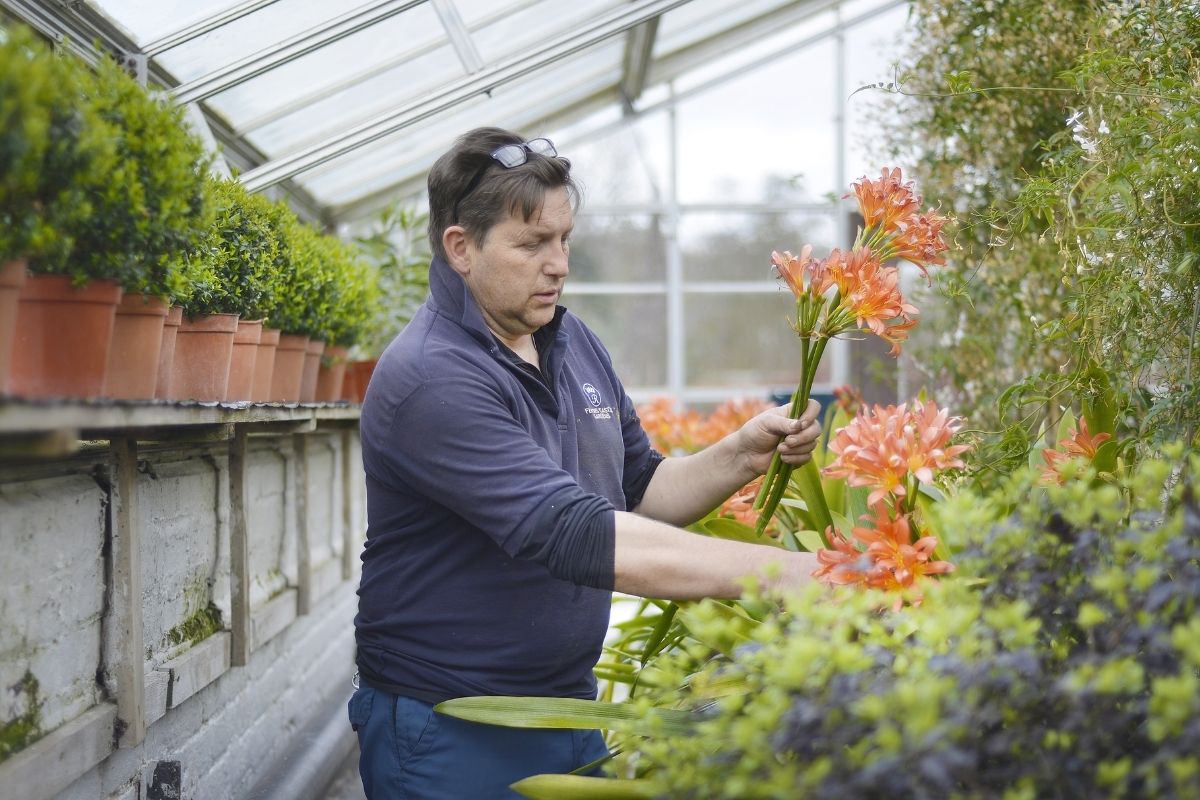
[823,400,970,507]
[813,505,954,606]
[850,166,921,232]
[813,401,968,604]
[849,167,950,283]
[721,476,777,535]
[756,167,949,537]
[636,397,770,455]
[1039,417,1112,484]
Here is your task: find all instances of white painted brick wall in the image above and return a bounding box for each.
[0,427,366,800]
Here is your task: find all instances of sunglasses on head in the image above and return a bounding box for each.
[452,138,558,223]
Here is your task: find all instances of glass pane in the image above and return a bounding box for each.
[301,40,625,207]
[151,0,357,83]
[684,293,834,388]
[241,44,463,156]
[677,213,838,282]
[93,0,247,46]
[472,0,625,63]
[557,294,667,388]
[201,5,446,132]
[654,0,794,57]
[676,39,838,204]
[569,215,668,282]
[843,3,913,184]
[560,112,670,206]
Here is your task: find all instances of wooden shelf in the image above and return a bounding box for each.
[0,398,360,437]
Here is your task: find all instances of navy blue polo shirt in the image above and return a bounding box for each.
[355,256,662,703]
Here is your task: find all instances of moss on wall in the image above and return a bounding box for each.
[0,671,42,762]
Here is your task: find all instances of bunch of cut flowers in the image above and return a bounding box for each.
[754,168,950,535]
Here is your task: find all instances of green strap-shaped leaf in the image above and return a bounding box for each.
[511,774,657,800]
[793,459,833,541]
[434,696,696,737]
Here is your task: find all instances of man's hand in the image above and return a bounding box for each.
[737,400,822,476]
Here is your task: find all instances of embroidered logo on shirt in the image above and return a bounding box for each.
[582,383,602,407]
[582,382,614,421]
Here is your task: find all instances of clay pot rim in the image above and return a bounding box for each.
[21,274,123,304]
[258,328,282,345]
[116,292,170,316]
[179,312,240,334]
[1,259,28,289]
[276,333,309,350]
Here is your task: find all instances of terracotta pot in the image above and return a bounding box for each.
[252,327,280,402]
[351,359,378,403]
[299,339,325,403]
[154,306,183,400]
[104,293,168,400]
[171,313,238,401]
[339,362,358,402]
[315,345,349,402]
[10,275,122,399]
[0,260,28,394]
[269,334,308,402]
[224,318,263,402]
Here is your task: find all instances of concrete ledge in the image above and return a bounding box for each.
[311,558,344,606]
[144,667,170,728]
[0,703,116,800]
[251,589,298,651]
[167,632,232,709]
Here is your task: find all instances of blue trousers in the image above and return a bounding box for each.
[348,686,610,799]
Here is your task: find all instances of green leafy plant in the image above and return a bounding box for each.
[317,235,381,349]
[179,178,280,319]
[354,201,431,356]
[0,25,115,271]
[883,0,1200,473]
[70,53,210,296]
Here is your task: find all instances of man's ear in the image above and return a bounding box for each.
[443,226,472,276]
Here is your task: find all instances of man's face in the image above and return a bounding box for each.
[459,186,573,345]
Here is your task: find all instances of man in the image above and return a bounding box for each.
[351,127,821,798]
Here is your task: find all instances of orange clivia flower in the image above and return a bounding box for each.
[849,167,921,233]
[812,527,873,586]
[826,248,919,352]
[1039,417,1112,484]
[637,397,703,454]
[722,476,779,536]
[813,506,954,606]
[771,245,834,300]
[823,401,970,506]
[892,210,950,280]
[700,398,770,447]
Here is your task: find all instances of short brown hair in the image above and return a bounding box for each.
[427,127,580,260]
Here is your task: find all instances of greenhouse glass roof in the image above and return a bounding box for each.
[1,0,900,223]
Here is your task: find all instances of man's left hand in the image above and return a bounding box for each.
[737,400,822,476]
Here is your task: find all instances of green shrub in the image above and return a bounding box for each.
[0,25,115,271]
[70,55,210,296]
[316,236,380,349]
[619,453,1200,798]
[179,178,279,318]
[354,202,430,356]
[266,215,332,338]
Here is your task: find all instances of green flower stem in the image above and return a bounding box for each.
[753,335,830,536]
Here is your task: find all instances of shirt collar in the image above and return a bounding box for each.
[427,254,567,352]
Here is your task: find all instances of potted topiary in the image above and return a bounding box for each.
[203,178,280,401]
[266,214,333,403]
[314,239,380,402]
[170,178,278,402]
[2,26,121,399]
[73,55,212,400]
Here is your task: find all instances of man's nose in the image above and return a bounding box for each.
[545,246,569,277]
